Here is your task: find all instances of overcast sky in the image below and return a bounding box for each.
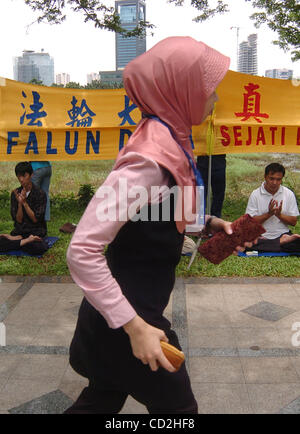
[1,0,299,84]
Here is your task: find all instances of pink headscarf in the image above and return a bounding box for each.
[119,36,230,232]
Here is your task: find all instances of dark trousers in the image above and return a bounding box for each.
[200,167,226,217]
[64,377,198,414]
[65,199,198,415]
[65,296,198,415]
[252,233,300,253]
[0,237,48,255]
[196,155,226,218]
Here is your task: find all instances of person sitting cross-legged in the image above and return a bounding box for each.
[0,162,49,256]
[246,162,300,253]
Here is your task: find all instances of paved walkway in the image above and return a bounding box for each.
[0,275,300,414]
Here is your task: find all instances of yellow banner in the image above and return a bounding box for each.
[0,70,299,161]
[214,71,300,155]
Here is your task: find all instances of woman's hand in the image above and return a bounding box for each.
[209,217,257,254]
[123,315,176,373]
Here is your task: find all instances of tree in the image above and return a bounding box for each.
[23,0,300,60]
[169,0,300,61]
[84,79,123,89]
[247,0,300,61]
[84,79,104,89]
[29,78,44,85]
[65,81,82,88]
[24,0,154,37]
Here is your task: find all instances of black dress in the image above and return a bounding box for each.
[67,196,198,414]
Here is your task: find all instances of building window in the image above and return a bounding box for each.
[139,5,145,20]
[119,5,136,22]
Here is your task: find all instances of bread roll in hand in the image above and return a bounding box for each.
[160,341,185,371]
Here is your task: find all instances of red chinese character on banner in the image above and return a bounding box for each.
[235,83,269,123]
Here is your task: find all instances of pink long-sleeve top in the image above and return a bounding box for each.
[67,152,172,329]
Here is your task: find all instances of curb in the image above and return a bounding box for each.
[0,275,299,284]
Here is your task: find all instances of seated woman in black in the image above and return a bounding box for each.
[0,162,48,256]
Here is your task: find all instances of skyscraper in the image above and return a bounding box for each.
[238,34,258,76]
[14,49,54,86]
[115,0,146,70]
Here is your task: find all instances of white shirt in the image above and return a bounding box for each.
[246,183,299,239]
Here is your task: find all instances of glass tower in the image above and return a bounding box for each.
[238,34,258,76]
[14,50,54,86]
[115,0,146,70]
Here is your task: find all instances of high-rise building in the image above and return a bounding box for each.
[56,72,70,86]
[87,72,100,84]
[238,34,258,75]
[115,0,146,70]
[99,70,123,85]
[14,49,54,86]
[265,69,293,80]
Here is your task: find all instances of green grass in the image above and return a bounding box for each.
[177,255,300,278]
[0,160,115,196]
[0,154,299,277]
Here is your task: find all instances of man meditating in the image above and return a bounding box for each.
[246,163,300,253]
[0,162,48,256]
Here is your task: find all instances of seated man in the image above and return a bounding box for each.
[0,162,49,256]
[246,162,300,253]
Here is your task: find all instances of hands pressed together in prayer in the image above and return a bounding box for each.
[268,198,283,218]
[14,188,27,206]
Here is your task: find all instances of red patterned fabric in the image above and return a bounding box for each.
[198,214,265,264]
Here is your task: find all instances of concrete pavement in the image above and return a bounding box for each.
[0,275,300,414]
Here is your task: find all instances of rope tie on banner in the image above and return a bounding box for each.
[206,106,217,215]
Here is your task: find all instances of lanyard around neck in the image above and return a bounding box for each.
[142,113,206,224]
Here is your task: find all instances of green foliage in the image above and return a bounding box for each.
[84,79,103,89]
[169,0,229,21]
[246,0,300,61]
[24,0,154,37]
[29,78,44,85]
[170,0,300,61]
[85,80,124,89]
[0,189,10,204]
[23,1,300,60]
[50,191,78,212]
[77,183,95,208]
[65,81,82,88]
[62,80,124,89]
